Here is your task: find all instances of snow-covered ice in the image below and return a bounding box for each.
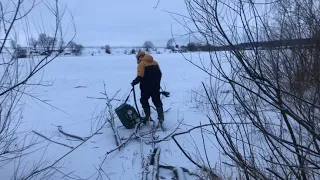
[1,50,223,180]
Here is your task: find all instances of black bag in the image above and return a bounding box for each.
[115,103,139,129]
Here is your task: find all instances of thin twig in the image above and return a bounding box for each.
[58,126,87,141]
[24,121,106,180]
[106,122,142,155]
[32,131,73,149]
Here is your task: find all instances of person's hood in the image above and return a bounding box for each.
[136,50,145,59]
[141,54,154,63]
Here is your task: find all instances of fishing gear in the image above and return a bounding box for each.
[160,86,170,97]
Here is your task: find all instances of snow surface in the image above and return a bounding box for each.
[1,50,225,180]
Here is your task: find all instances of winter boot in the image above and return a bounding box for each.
[156,106,164,122]
[142,107,151,124]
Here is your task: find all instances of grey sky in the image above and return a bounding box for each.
[8,0,270,47]
[19,0,192,47]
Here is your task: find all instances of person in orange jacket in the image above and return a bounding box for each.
[131,50,164,122]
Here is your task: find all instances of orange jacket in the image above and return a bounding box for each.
[131,53,162,87]
[137,54,161,78]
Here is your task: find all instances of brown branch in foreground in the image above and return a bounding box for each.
[152,147,161,180]
[87,96,121,101]
[87,84,122,147]
[181,0,320,179]
[106,132,135,155]
[23,121,107,180]
[0,0,77,179]
[142,150,151,180]
[172,124,221,179]
[57,126,87,141]
[159,165,201,179]
[102,84,122,147]
[106,122,142,155]
[153,0,161,9]
[141,147,161,180]
[147,118,184,144]
[173,167,187,180]
[32,131,73,149]
[107,117,121,147]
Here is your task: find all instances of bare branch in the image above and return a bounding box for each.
[32,131,73,149]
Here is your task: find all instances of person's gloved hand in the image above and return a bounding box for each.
[131,79,139,86]
[131,76,142,86]
[131,77,141,86]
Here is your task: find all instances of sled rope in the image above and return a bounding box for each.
[124,88,133,104]
[123,86,141,118]
[132,86,141,118]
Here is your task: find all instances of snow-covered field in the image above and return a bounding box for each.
[1,51,225,179]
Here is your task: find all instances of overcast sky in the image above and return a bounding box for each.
[16,0,192,47]
[6,0,272,47]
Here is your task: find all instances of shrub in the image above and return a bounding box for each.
[143,41,155,52]
[72,44,83,56]
[105,45,111,54]
[14,45,27,58]
[187,42,197,51]
[166,38,174,49]
[38,33,56,52]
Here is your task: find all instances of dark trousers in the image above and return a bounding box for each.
[140,87,163,109]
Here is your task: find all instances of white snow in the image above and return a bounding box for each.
[0,50,225,180]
